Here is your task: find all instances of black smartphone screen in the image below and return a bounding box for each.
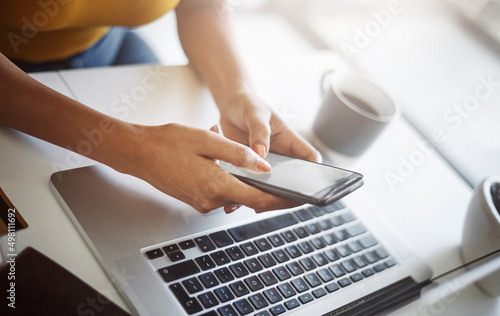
[219,152,363,205]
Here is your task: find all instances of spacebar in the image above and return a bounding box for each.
[228,213,298,242]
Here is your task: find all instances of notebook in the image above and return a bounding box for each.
[50,162,432,316]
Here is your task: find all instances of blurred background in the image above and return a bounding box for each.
[135,0,500,188]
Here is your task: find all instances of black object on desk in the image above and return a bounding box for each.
[0,247,131,316]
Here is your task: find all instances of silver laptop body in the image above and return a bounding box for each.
[50,164,432,316]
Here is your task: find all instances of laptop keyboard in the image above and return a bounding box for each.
[143,202,396,316]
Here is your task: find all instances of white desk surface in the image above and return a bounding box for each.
[1,52,498,315]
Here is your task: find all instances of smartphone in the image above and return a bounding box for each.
[219,152,364,206]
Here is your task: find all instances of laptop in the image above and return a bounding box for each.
[50,162,432,316]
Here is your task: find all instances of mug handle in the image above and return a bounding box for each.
[320,69,336,97]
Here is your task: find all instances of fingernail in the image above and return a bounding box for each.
[224,205,240,213]
[253,144,267,158]
[257,158,271,173]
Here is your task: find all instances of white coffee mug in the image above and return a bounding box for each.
[312,71,399,157]
[460,175,500,296]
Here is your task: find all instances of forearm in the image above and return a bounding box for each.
[176,0,253,106]
[0,53,139,174]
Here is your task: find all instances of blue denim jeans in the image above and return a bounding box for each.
[13,27,160,73]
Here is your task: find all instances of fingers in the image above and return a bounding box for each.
[201,130,271,174]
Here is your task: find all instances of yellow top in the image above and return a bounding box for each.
[0,0,180,62]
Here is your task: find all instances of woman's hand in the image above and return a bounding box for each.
[217,91,322,162]
[122,123,301,214]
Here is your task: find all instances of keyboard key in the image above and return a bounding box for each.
[318,219,333,231]
[281,230,298,243]
[248,293,269,310]
[284,298,301,310]
[229,280,250,297]
[269,304,286,315]
[286,261,304,276]
[259,270,278,286]
[306,223,321,234]
[182,277,204,294]
[218,304,239,316]
[362,268,375,277]
[385,259,397,267]
[324,201,345,213]
[225,246,245,261]
[336,245,351,257]
[323,249,340,262]
[291,277,310,293]
[255,311,272,316]
[344,224,367,237]
[324,249,340,262]
[359,235,377,248]
[233,298,254,315]
[333,230,348,241]
[277,282,296,298]
[373,264,386,273]
[198,291,219,308]
[317,268,335,283]
[200,311,218,316]
[244,275,264,292]
[228,213,298,242]
[258,253,277,268]
[347,241,363,253]
[210,251,231,266]
[309,206,325,217]
[310,237,326,249]
[273,266,292,281]
[325,282,340,293]
[263,287,283,304]
[158,260,200,282]
[163,244,179,253]
[194,236,216,252]
[299,257,317,271]
[255,238,273,251]
[353,255,368,268]
[241,242,259,256]
[304,272,323,287]
[329,264,346,278]
[179,239,195,250]
[214,285,235,303]
[374,247,390,259]
[229,262,249,278]
[145,248,163,259]
[285,245,302,258]
[350,273,364,282]
[199,272,220,288]
[268,234,285,247]
[272,249,290,263]
[166,250,185,262]
[295,208,313,221]
[298,241,314,254]
[169,283,203,315]
[244,257,264,273]
[312,253,328,267]
[298,293,314,304]
[341,259,357,273]
[214,267,235,283]
[313,288,327,298]
[209,230,234,248]
[340,212,356,223]
[195,255,217,271]
[329,216,344,227]
[294,226,310,238]
[363,251,379,263]
[338,278,352,288]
